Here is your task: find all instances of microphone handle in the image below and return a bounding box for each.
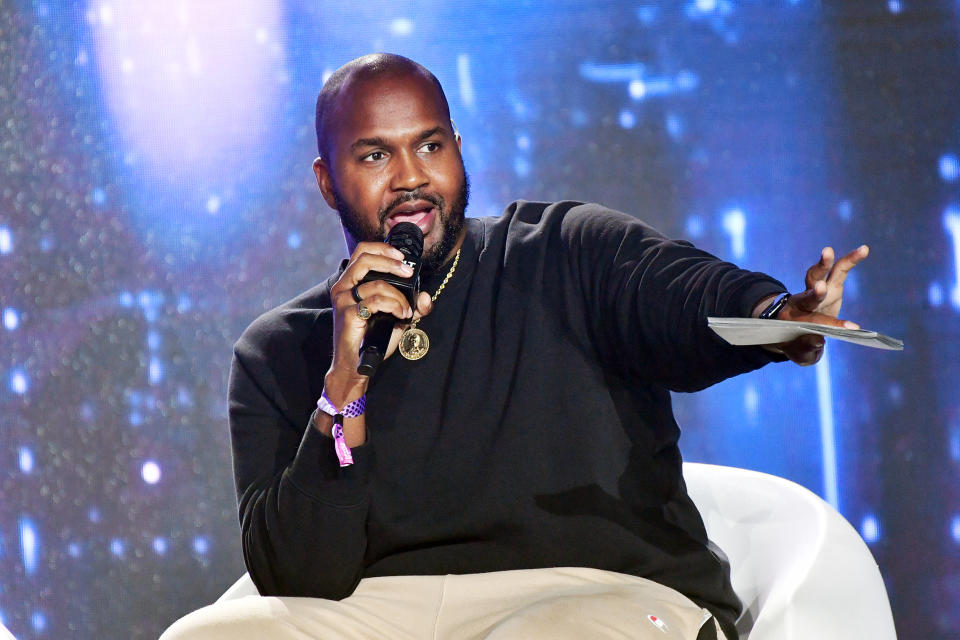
[357,312,396,377]
[356,268,415,377]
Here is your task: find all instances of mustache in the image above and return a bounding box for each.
[377,191,445,227]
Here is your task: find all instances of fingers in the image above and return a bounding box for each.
[824,244,869,287]
[345,291,412,322]
[332,241,413,293]
[330,241,417,322]
[329,289,409,375]
[779,242,869,366]
[796,243,869,319]
[328,242,418,374]
[805,244,869,290]
[784,281,827,314]
[780,304,861,330]
[777,309,866,365]
[347,280,414,319]
[779,334,826,366]
[348,251,415,284]
[802,312,859,330]
[355,240,406,263]
[805,247,834,290]
[345,285,431,324]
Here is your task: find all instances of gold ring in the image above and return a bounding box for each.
[356,301,371,320]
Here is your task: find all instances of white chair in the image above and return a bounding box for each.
[218,571,258,602]
[219,463,898,639]
[683,462,897,639]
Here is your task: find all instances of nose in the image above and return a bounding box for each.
[390,148,428,192]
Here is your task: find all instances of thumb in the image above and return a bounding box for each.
[412,291,433,321]
[783,281,826,316]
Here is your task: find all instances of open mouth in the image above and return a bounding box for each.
[386,201,437,233]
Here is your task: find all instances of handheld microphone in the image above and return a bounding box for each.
[356,222,424,376]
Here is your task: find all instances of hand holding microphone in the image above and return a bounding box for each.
[326,223,432,407]
[356,222,425,375]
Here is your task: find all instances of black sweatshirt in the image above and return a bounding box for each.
[228,201,787,636]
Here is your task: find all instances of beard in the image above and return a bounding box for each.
[333,170,470,277]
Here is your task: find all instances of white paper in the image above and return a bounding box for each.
[707,317,903,351]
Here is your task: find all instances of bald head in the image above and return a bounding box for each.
[315,53,451,160]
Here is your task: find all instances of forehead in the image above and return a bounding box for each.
[327,72,449,156]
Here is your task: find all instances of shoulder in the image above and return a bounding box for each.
[234,275,337,365]
[480,200,668,246]
[475,201,670,266]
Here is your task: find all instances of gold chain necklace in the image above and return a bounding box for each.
[398,248,461,361]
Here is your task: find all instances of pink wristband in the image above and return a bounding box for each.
[331,417,354,467]
[317,392,366,467]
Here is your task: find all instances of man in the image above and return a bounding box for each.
[162,54,866,639]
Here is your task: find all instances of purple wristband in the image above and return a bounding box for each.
[317,392,366,467]
[317,392,366,418]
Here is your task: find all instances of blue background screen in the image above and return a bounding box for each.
[2,1,959,638]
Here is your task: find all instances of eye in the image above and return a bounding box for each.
[418,142,440,154]
[361,150,387,162]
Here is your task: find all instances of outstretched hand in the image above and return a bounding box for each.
[761,245,869,366]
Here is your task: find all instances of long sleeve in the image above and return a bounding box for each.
[228,305,372,599]
[219,209,754,633]
[553,203,786,391]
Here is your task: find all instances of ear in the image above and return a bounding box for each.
[313,157,338,211]
[451,119,462,151]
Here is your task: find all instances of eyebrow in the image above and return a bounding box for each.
[414,126,446,143]
[349,126,448,152]
[350,136,388,152]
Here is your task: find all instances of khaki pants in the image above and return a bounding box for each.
[161,567,728,640]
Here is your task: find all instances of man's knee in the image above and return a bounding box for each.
[472,587,713,640]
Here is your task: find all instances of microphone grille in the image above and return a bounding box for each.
[386,222,424,260]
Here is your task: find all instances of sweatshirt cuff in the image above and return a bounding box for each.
[735,278,788,319]
[287,417,372,507]
[732,278,790,365]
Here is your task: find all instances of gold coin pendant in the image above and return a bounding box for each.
[399,327,430,360]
